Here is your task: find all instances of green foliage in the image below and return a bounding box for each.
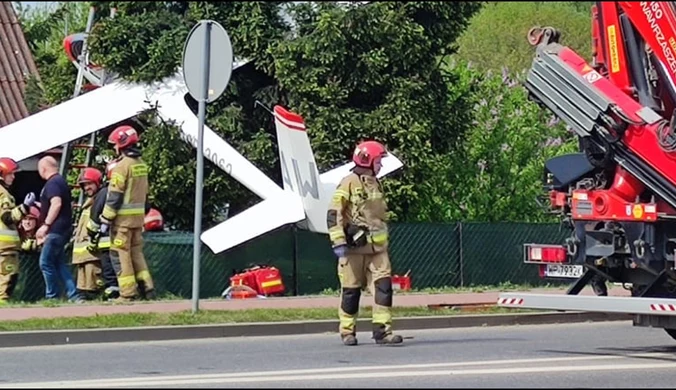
[455,2,592,73]
[81,1,484,228]
[19,0,580,230]
[88,1,290,83]
[443,61,578,222]
[23,74,47,115]
[271,1,483,222]
[18,2,90,104]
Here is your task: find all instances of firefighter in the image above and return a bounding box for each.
[0,158,36,303]
[327,140,403,346]
[84,164,122,299]
[100,125,155,301]
[18,205,41,252]
[71,167,111,300]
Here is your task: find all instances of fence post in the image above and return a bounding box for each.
[458,222,464,287]
[292,226,299,296]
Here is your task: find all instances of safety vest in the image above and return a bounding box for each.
[72,198,110,264]
[327,172,389,249]
[102,154,149,228]
[0,185,22,253]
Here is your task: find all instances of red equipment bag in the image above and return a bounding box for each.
[392,269,412,291]
[228,264,286,297]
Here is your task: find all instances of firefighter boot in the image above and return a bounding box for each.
[104,286,120,301]
[144,289,157,300]
[372,323,403,345]
[376,333,403,345]
[341,334,358,346]
[137,280,157,300]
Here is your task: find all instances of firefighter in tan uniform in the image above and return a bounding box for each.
[100,125,156,301]
[327,141,403,346]
[0,158,36,303]
[72,168,109,300]
[18,206,41,252]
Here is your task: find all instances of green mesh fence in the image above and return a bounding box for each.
[12,222,570,302]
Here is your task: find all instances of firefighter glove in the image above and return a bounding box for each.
[333,244,348,259]
[99,223,109,234]
[23,192,36,208]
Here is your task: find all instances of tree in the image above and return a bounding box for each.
[442,61,578,222]
[18,2,91,108]
[21,1,574,228]
[454,2,592,73]
[269,1,484,221]
[83,1,483,227]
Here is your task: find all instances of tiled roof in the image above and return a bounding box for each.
[0,2,40,127]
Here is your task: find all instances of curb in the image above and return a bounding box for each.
[0,311,631,348]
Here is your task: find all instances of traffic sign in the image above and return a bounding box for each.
[182,20,233,103]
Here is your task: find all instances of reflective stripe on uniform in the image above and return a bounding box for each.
[136,269,151,282]
[97,236,111,248]
[10,206,24,222]
[118,275,136,288]
[72,242,90,254]
[340,316,357,333]
[368,230,388,245]
[117,203,146,216]
[330,230,346,241]
[130,164,148,177]
[72,236,111,254]
[0,229,20,243]
[332,190,349,204]
[86,219,100,232]
[372,310,391,325]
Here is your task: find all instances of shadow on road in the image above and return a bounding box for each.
[537,346,676,363]
[395,336,526,346]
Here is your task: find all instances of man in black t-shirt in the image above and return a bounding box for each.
[35,156,81,302]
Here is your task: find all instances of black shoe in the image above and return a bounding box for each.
[341,334,358,346]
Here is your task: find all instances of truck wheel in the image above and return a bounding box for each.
[664,328,676,341]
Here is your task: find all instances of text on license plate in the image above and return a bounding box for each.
[544,264,584,278]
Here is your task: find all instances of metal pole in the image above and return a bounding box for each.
[191,21,212,313]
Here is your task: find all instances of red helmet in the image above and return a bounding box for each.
[0,158,19,176]
[144,208,164,232]
[108,125,139,149]
[77,167,103,187]
[26,206,40,219]
[352,141,387,168]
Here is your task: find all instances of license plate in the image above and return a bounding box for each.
[544,264,584,278]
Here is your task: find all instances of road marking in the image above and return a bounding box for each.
[4,352,672,388]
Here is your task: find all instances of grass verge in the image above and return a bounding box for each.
[0,306,537,332]
[2,282,569,308]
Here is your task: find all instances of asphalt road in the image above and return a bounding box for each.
[2,321,676,388]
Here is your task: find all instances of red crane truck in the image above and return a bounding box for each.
[497,2,676,340]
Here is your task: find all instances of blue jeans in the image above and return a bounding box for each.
[39,233,79,300]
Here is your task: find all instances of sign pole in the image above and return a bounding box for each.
[191,21,212,314]
[182,19,233,314]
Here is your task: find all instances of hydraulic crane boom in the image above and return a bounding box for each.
[498,2,676,342]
